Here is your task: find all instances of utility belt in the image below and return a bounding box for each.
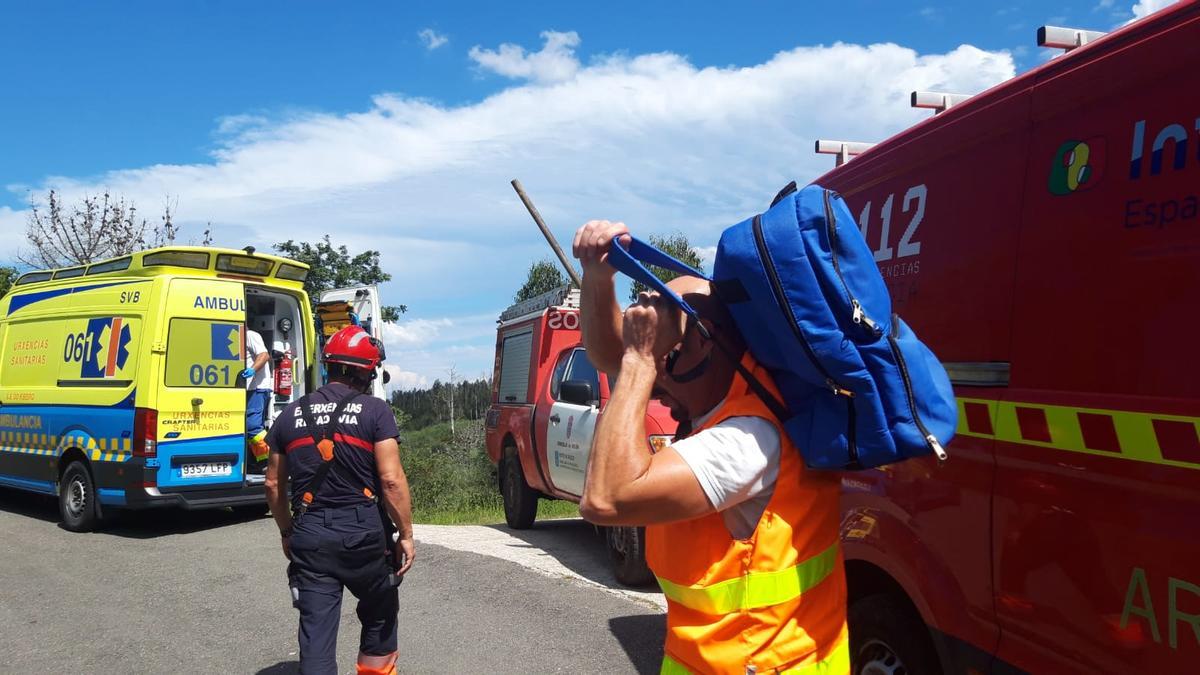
[296,501,379,524]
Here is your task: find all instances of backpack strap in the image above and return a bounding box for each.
[769,181,798,208]
[607,236,710,321]
[707,330,791,424]
[294,390,365,518]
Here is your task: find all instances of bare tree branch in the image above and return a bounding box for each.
[20,190,184,268]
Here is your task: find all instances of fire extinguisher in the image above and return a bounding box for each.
[275,350,294,398]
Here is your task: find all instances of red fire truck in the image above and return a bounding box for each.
[485,286,678,585]
[819,5,1200,673]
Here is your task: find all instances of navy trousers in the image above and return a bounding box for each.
[288,503,398,675]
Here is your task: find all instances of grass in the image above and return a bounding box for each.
[398,418,581,526]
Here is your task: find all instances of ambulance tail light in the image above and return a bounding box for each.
[133,408,158,458]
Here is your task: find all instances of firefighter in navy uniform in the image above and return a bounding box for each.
[265,325,415,675]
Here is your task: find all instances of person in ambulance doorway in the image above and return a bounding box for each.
[244,327,274,470]
[572,221,849,675]
[264,325,415,675]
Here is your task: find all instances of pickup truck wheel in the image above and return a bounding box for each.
[59,461,100,533]
[849,593,941,675]
[501,449,538,530]
[607,525,655,587]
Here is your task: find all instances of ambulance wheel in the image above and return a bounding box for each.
[501,448,538,530]
[849,593,941,675]
[59,462,99,533]
[607,525,655,587]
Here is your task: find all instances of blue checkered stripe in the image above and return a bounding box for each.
[0,430,132,462]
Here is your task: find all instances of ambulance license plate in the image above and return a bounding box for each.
[180,462,232,478]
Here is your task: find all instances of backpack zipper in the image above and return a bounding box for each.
[823,190,882,337]
[885,316,948,461]
[752,213,859,466]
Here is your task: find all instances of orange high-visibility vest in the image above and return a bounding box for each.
[646,355,849,675]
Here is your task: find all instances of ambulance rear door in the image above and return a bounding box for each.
[154,278,250,489]
[317,285,387,400]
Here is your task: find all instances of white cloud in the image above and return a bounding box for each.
[468,30,582,84]
[383,365,429,392]
[216,114,272,137]
[1127,0,1177,23]
[418,28,448,51]
[380,317,454,348]
[7,34,1015,384]
[0,207,26,259]
[378,313,498,387]
[696,245,717,273]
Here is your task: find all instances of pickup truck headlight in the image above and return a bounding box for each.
[648,435,672,454]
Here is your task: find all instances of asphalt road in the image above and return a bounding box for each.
[0,490,665,674]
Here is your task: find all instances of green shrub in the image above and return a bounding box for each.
[398,418,579,524]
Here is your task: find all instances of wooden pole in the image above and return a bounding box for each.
[511,179,583,288]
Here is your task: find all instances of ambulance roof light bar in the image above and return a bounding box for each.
[1038,25,1107,52]
[911,91,971,114]
[815,140,875,167]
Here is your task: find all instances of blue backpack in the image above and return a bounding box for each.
[608,182,956,470]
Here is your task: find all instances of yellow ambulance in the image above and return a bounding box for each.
[0,246,385,531]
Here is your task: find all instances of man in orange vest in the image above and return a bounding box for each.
[573,220,849,675]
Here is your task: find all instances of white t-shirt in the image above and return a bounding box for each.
[672,414,781,540]
[245,329,273,392]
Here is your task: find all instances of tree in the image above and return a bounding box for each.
[439,366,459,435]
[514,258,569,303]
[20,190,180,268]
[628,232,706,301]
[274,235,406,321]
[0,266,17,298]
[390,377,492,430]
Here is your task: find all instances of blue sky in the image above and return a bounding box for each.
[0,0,1174,387]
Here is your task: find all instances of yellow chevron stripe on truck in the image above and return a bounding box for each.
[956,397,1200,471]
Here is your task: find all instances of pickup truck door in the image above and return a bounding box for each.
[545,348,602,497]
[317,285,387,400]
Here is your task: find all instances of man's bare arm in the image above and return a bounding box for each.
[580,298,712,526]
[573,220,630,375]
[580,353,713,526]
[375,438,415,575]
[265,451,292,532]
[253,351,271,371]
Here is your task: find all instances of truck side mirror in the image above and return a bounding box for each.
[560,379,595,407]
[381,369,391,385]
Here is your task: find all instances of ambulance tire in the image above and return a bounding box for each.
[849,593,942,675]
[59,461,100,533]
[501,448,538,530]
[606,525,655,587]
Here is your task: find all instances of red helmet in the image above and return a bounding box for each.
[323,326,385,371]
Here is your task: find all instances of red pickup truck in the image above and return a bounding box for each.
[485,286,677,585]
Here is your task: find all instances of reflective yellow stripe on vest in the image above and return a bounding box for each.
[656,541,839,615]
[660,639,850,675]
